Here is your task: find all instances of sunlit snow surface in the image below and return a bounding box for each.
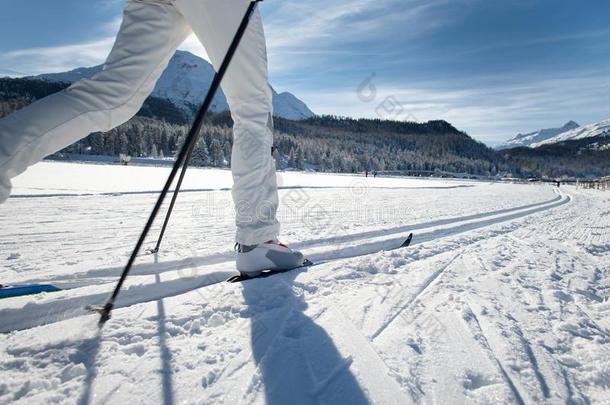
[1,161,609,404]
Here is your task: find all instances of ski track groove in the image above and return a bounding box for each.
[461,303,528,405]
[496,306,551,400]
[370,251,461,341]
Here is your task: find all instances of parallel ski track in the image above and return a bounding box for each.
[1,191,571,333]
[16,191,566,288]
[10,184,474,199]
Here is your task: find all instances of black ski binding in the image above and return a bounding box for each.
[227,259,314,283]
[86,302,114,327]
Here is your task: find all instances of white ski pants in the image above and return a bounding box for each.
[0,0,280,245]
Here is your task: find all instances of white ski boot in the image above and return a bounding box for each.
[235,240,306,276]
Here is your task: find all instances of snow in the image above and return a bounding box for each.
[1,161,609,404]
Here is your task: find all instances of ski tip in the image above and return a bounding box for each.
[227,274,258,283]
[0,284,62,299]
[401,233,413,248]
[226,275,242,283]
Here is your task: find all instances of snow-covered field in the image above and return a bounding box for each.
[1,161,609,404]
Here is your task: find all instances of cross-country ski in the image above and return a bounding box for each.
[227,233,413,283]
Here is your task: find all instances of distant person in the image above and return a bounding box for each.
[0,0,303,275]
[365,169,369,177]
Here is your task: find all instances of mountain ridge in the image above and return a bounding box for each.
[530,119,610,148]
[34,50,315,121]
[497,120,580,150]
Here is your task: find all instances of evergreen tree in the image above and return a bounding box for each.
[288,147,296,168]
[223,141,232,167]
[190,138,210,167]
[296,148,305,170]
[209,139,225,166]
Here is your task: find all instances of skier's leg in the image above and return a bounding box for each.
[174,0,279,246]
[0,0,190,202]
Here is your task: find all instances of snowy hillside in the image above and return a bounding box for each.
[36,50,315,120]
[272,91,315,121]
[497,121,579,150]
[1,161,608,403]
[498,119,610,150]
[530,118,610,148]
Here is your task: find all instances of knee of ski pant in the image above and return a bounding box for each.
[63,76,151,131]
[225,93,272,129]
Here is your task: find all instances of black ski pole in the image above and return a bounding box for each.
[147,132,197,255]
[90,0,263,327]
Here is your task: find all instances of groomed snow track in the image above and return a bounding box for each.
[1,190,569,333]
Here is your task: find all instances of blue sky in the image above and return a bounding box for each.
[1,0,609,145]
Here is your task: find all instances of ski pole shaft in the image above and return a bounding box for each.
[151,135,197,254]
[97,0,263,326]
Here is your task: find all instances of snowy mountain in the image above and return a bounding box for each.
[273,91,315,122]
[496,120,580,150]
[530,118,610,148]
[500,118,610,178]
[35,50,315,120]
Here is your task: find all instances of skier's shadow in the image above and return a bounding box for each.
[240,270,370,405]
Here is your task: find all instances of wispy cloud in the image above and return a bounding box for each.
[265,0,450,48]
[0,38,115,75]
[456,27,610,58]
[264,0,459,74]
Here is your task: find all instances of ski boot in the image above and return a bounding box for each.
[235,240,306,277]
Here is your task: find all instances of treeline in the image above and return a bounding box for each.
[0,77,190,124]
[206,112,507,174]
[272,115,505,174]
[52,113,508,176]
[502,136,610,178]
[1,77,608,178]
